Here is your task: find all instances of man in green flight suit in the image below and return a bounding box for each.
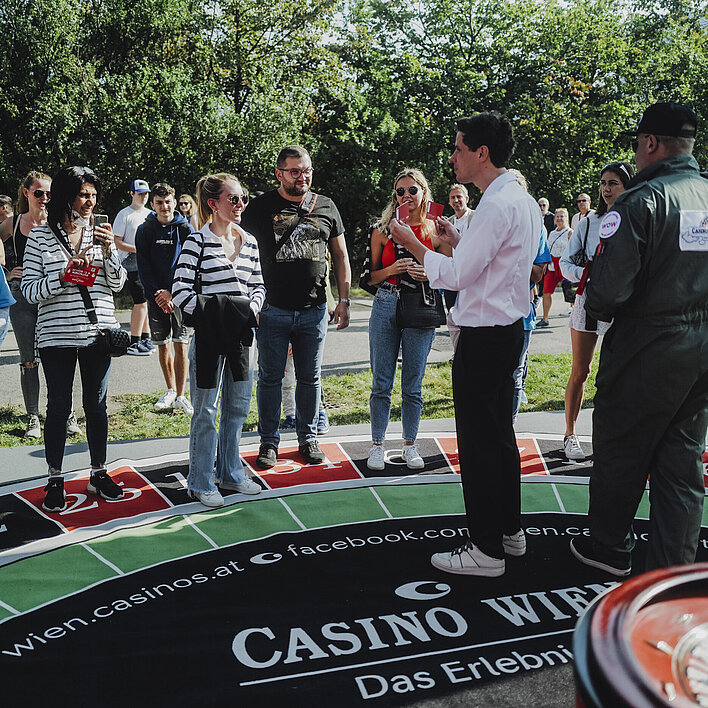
[570,102,708,576]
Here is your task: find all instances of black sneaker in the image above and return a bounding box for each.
[87,470,124,500]
[570,537,631,577]
[42,477,67,513]
[299,441,325,465]
[255,444,278,469]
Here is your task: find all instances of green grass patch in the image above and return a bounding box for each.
[0,353,596,446]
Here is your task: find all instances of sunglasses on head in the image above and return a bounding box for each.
[396,186,419,197]
[33,189,51,199]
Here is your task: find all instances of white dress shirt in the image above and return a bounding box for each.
[424,172,541,327]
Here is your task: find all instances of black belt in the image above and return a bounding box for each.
[378,281,399,292]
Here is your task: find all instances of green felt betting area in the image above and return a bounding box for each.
[0,480,687,624]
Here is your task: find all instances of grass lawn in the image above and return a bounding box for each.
[0,352,597,447]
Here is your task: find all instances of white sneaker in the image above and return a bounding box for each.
[431,541,505,577]
[154,389,177,411]
[24,414,41,439]
[219,478,261,495]
[503,530,527,556]
[66,411,81,436]
[367,445,385,471]
[403,444,424,469]
[173,395,194,416]
[188,488,224,508]
[563,307,573,316]
[564,434,586,461]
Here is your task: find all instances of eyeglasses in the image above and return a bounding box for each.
[178,201,190,206]
[396,186,420,197]
[227,193,249,206]
[279,168,313,179]
[33,189,51,199]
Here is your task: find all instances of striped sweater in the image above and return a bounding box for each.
[172,225,266,316]
[21,224,126,349]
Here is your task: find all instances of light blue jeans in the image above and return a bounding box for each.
[188,338,253,494]
[0,307,9,349]
[512,329,532,423]
[369,287,436,443]
[256,303,328,447]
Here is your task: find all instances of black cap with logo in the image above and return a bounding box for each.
[624,102,697,138]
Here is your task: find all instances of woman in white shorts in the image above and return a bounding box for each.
[560,161,634,461]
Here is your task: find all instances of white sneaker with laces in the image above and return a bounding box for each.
[173,395,194,416]
[503,530,527,556]
[564,434,586,461]
[188,488,224,508]
[403,444,424,469]
[155,389,177,411]
[219,478,261,495]
[431,541,505,577]
[367,445,385,471]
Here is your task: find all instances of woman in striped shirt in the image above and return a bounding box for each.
[172,173,265,508]
[21,166,127,513]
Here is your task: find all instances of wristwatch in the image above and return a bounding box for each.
[338,298,351,306]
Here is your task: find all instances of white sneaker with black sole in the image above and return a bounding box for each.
[564,434,586,461]
[431,541,505,577]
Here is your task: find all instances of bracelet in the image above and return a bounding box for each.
[338,298,351,306]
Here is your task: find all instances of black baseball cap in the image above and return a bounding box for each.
[624,102,697,138]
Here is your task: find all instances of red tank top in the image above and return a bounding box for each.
[381,224,433,284]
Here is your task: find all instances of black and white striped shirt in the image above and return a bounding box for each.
[21,224,126,349]
[172,225,265,316]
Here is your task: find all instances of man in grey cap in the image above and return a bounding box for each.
[571,102,708,576]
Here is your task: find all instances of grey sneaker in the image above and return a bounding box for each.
[431,541,505,577]
[367,445,385,471]
[503,530,527,556]
[66,411,81,436]
[219,478,261,495]
[299,441,325,465]
[403,444,424,470]
[24,414,41,439]
[564,434,586,461]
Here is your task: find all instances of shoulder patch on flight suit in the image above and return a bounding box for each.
[599,211,621,239]
[679,211,708,251]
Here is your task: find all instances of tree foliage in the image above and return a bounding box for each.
[1,0,706,268]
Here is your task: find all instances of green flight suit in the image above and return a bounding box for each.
[585,154,708,571]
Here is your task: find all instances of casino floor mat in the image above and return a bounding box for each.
[1,433,707,706]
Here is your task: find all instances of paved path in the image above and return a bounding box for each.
[0,292,573,410]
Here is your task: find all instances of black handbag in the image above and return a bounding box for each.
[77,284,130,357]
[396,282,446,329]
[569,218,590,268]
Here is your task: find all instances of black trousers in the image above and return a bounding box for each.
[589,317,708,570]
[453,320,524,558]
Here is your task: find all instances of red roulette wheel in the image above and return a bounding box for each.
[574,563,708,707]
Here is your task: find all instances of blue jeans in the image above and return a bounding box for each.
[39,339,111,472]
[512,329,532,423]
[369,288,436,443]
[0,307,9,349]
[188,339,254,494]
[256,303,328,447]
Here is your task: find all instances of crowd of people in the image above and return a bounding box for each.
[0,101,706,581]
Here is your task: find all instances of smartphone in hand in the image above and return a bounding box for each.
[93,214,109,245]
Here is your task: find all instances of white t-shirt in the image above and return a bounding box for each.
[112,205,150,262]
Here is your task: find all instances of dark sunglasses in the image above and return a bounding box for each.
[396,186,419,197]
[227,193,249,206]
[178,201,190,206]
[33,189,51,199]
[577,199,588,203]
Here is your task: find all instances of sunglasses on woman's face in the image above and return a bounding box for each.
[396,186,419,197]
[178,201,190,206]
[227,193,249,206]
[33,189,51,199]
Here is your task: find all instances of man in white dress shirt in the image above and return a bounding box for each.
[447,184,475,231]
[390,112,540,576]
